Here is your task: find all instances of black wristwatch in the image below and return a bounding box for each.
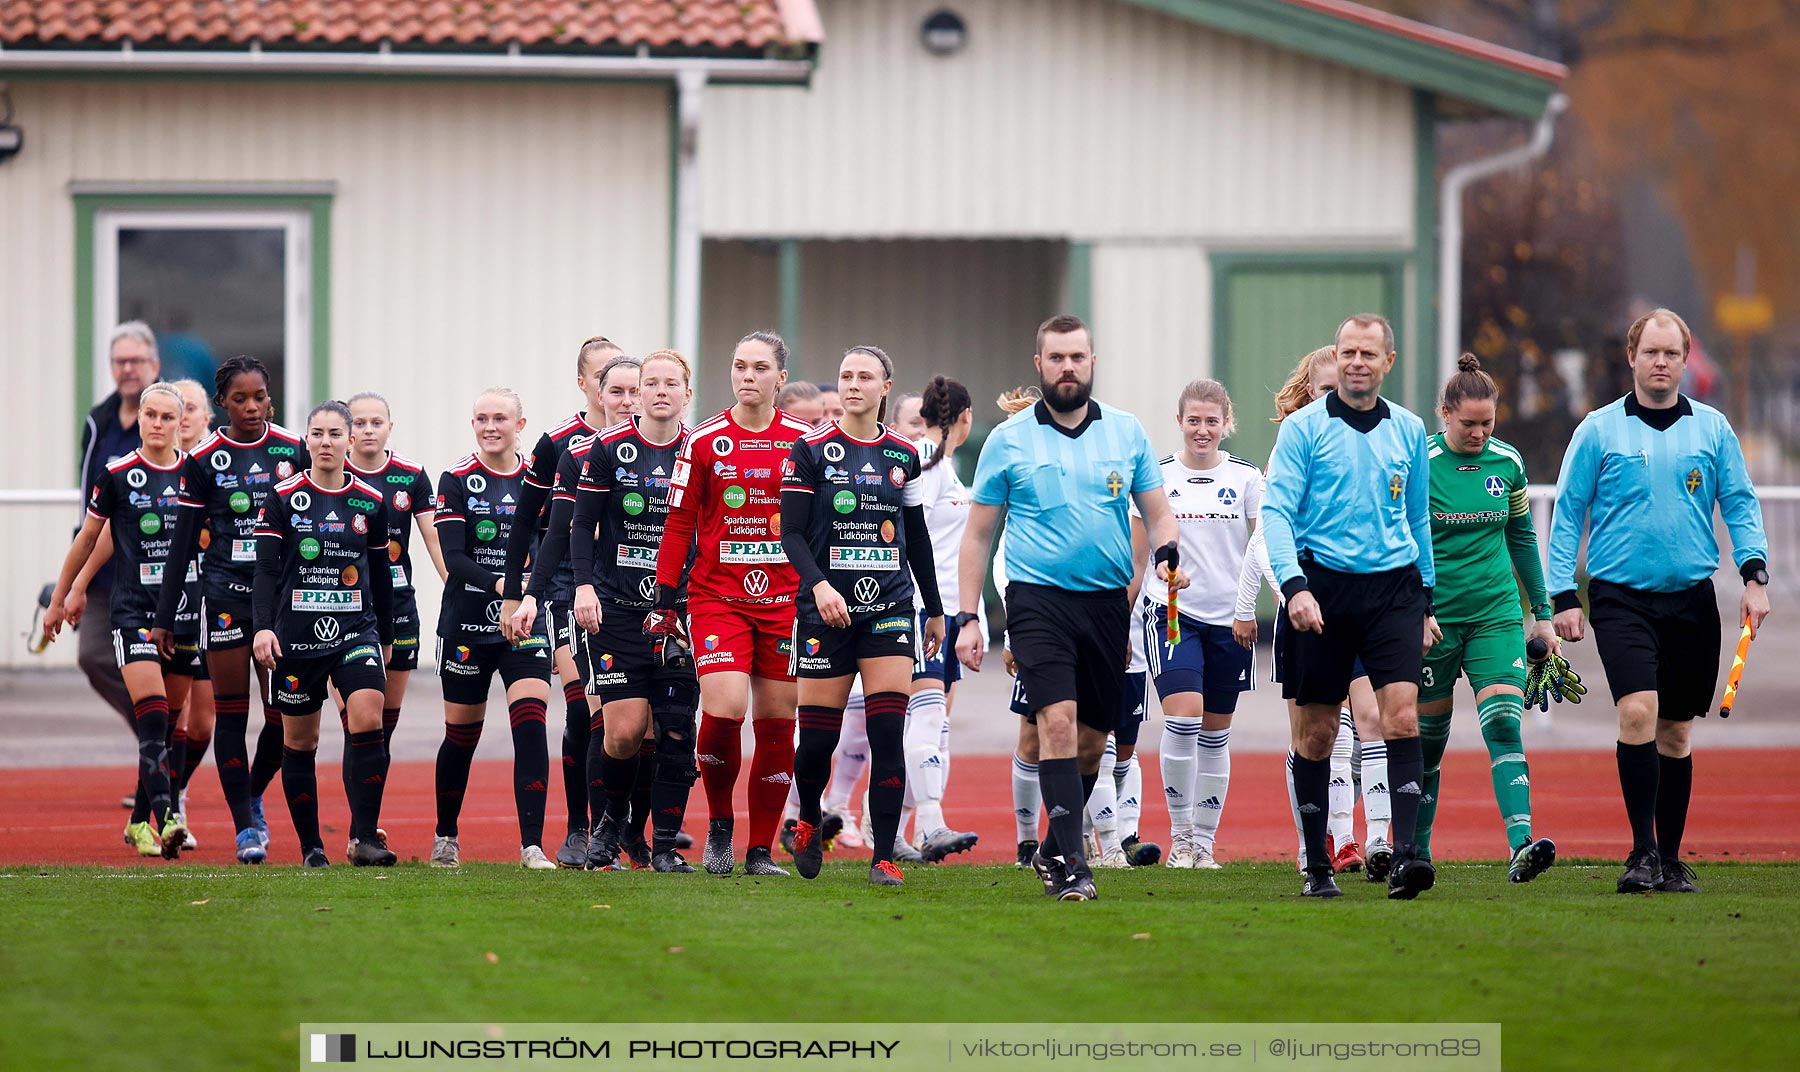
[952,611,981,633]
[1749,567,1770,587]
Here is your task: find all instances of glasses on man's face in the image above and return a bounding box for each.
[111,357,154,368]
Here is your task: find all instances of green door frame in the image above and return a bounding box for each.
[1209,250,1409,404]
[73,191,333,436]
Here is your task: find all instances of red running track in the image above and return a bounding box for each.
[2,749,1794,867]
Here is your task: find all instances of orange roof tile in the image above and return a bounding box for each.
[0,1,819,52]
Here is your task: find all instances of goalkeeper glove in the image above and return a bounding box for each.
[1524,651,1586,712]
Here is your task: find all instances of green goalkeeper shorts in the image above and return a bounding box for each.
[1420,617,1528,702]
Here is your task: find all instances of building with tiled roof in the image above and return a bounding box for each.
[0,0,1559,666]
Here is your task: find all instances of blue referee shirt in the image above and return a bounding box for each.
[1548,394,1767,605]
[1261,392,1435,594]
[971,399,1162,591]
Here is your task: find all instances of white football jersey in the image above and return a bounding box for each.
[1132,451,1262,626]
[912,437,971,614]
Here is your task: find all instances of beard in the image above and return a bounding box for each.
[1040,374,1093,414]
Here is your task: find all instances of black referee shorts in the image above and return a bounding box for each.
[1280,562,1426,707]
[1005,582,1130,732]
[1588,578,1721,719]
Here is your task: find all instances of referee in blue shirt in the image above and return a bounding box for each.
[955,314,1188,902]
[1549,308,1771,895]
[1262,314,1438,900]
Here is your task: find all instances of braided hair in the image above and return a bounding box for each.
[919,375,971,470]
[213,354,271,404]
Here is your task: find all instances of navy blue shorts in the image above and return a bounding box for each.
[1143,605,1254,715]
[1114,671,1148,746]
[911,611,961,688]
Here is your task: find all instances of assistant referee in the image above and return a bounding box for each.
[1261,313,1437,900]
[955,314,1187,902]
[1549,308,1770,895]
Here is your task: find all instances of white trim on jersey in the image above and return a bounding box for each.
[1132,452,1262,627]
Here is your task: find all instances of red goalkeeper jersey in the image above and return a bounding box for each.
[657,407,813,605]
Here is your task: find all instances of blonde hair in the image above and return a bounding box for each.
[1626,307,1692,359]
[476,386,524,418]
[1272,346,1336,423]
[1177,378,1236,438]
[640,348,692,386]
[577,336,621,376]
[138,380,185,414]
[996,387,1040,415]
[171,378,214,421]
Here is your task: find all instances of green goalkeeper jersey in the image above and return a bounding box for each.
[1427,433,1550,626]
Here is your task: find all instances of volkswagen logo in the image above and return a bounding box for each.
[638,575,658,602]
[853,576,881,605]
[313,617,341,643]
[485,600,502,623]
[466,473,487,494]
[290,490,312,512]
[617,442,639,464]
[743,570,770,598]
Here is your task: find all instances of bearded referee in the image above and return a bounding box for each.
[955,314,1187,902]
[1262,314,1437,900]
[1549,308,1770,895]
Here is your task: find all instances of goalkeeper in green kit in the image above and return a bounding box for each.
[1416,355,1576,882]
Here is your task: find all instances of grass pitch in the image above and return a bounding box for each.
[2,860,1794,1071]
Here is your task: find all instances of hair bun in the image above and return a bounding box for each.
[1457,353,1482,373]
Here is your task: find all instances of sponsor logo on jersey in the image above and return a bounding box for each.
[830,546,900,571]
[742,570,771,597]
[484,601,502,624]
[1432,510,1506,524]
[299,537,322,560]
[856,472,883,486]
[713,461,738,480]
[125,468,147,488]
[294,589,363,613]
[879,519,895,543]
[776,637,793,654]
[211,450,233,471]
[474,519,499,541]
[741,439,771,452]
[465,473,487,494]
[612,440,639,464]
[216,613,233,629]
[743,467,772,480]
[387,539,403,563]
[804,637,821,656]
[770,511,782,538]
[1106,471,1124,497]
[267,445,296,457]
[832,490,857,514]
[781,459,796,478]
[872,615,910,634]
[128,491,151,508]
[617,545,657,568]
[312,617,343,643]
[852,576,882,605]
[343,644,379,664]
[704,634,719,651]
[138,512,162,534]
[1456,464,1481,472]
[823,442,846,463]
[1186,476,1213,484]
[825,465,848,482]
[720,540,785,564]
[637,576,658,602]
[291,490,312,513]
[712,435,734,456]
[341,565,360,586]
[347,496,376,512]
[722,485,748,509]
[514,633,549,651]
[1484,475,1507,497]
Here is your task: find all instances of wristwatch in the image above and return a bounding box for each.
[952,611,981,633]
[1749,567,1770,587]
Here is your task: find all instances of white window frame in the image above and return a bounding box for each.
[94,208,313,429]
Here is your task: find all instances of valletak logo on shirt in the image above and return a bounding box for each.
[805,638,821,655]
[454,645,472,662]
[215,613,233,629]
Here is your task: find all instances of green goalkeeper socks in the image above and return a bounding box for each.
[1478,693,1532,853]
[1415,713,1453,856]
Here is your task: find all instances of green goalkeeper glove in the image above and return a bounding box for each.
[1524,652,1586,712]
